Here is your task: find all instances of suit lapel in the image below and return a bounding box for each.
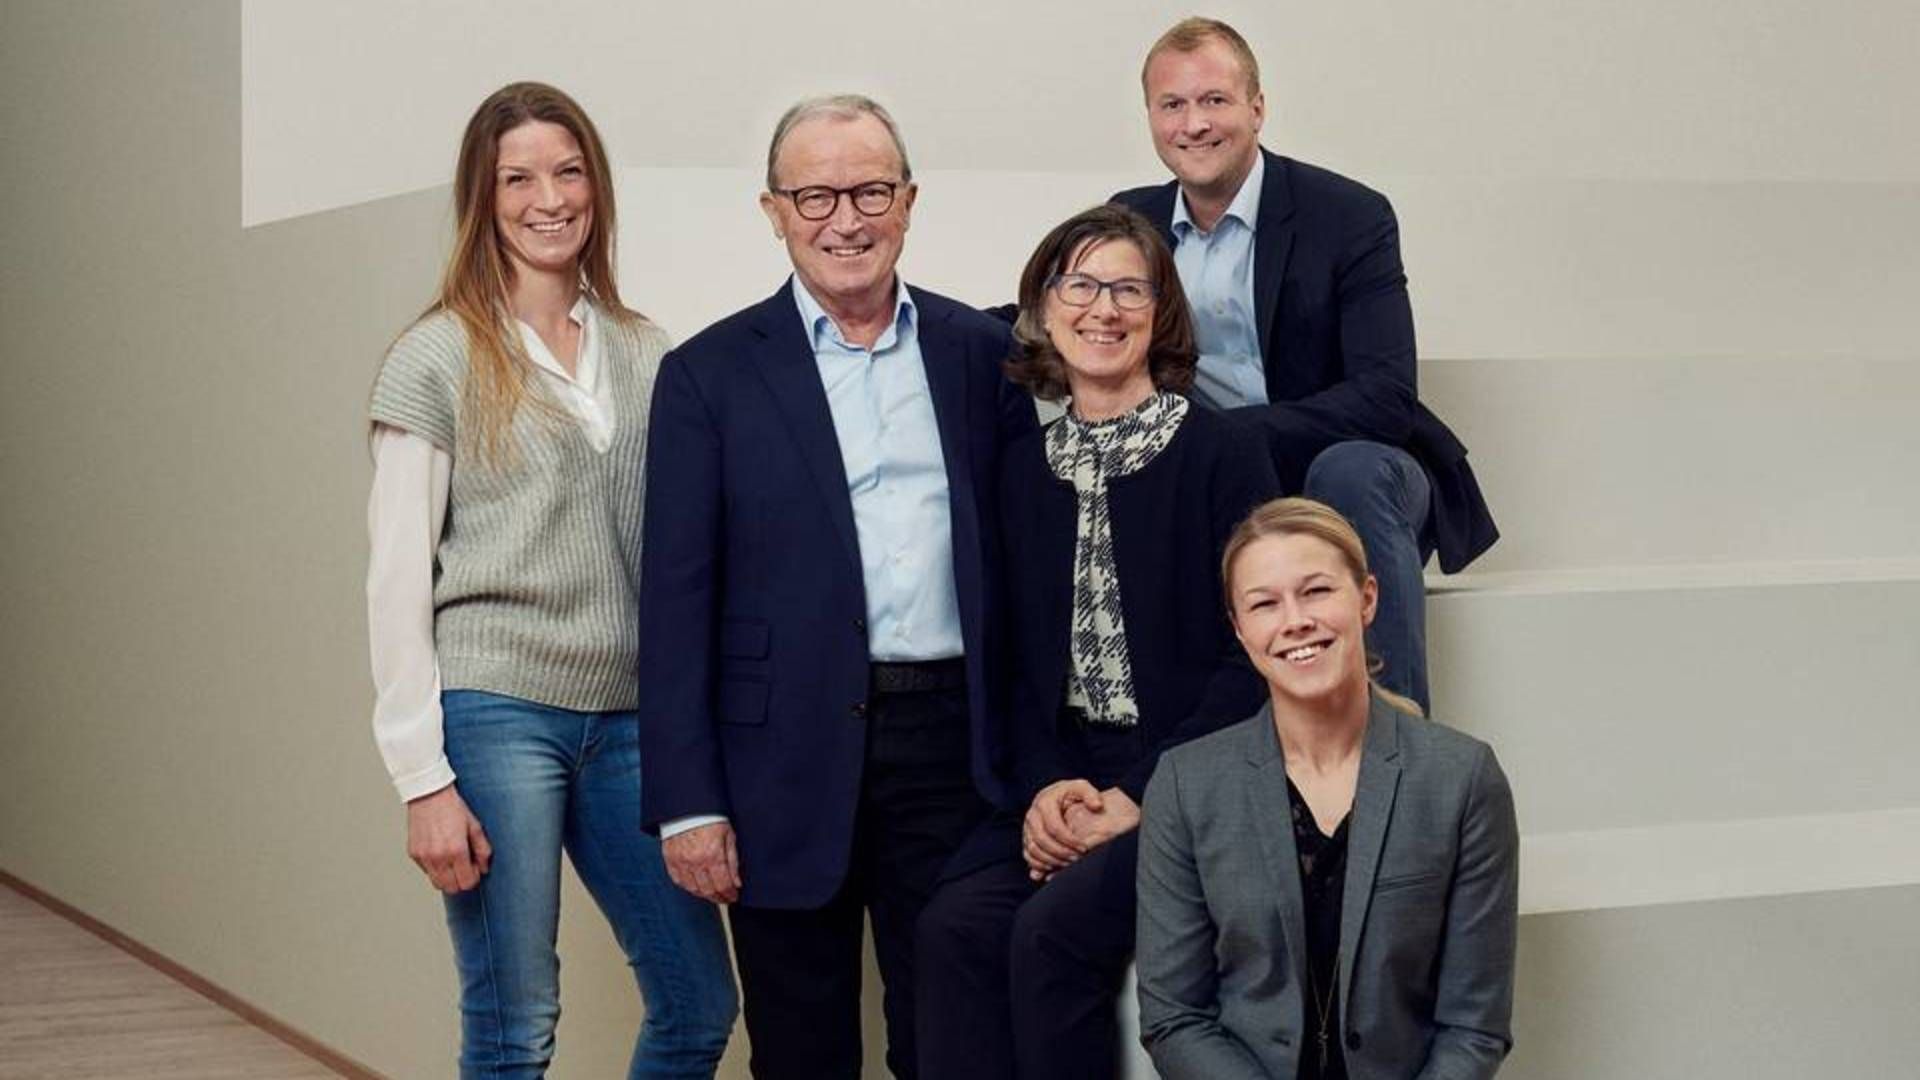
[912,289,986,648]
[912,289,975,528]
[1252,150,1297,373]
[1337,697,1404,1023]
[1243,705,1312,992]
[746,282,863,573]
[1140,181,1181,254]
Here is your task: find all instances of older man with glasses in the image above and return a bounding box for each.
[637,94,1036,1080]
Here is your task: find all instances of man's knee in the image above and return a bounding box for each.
[1304,440,1402,505]
[1305,441,1431,536]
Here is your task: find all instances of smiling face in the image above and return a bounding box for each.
[492,119,594,281]
[759,112,915,317]
[1228,532,1377,709]
[1144,37,1265,205]
[1044,237,1158,405]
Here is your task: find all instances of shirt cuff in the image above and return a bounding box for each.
[394,758,457,804]
[660,814,728,840]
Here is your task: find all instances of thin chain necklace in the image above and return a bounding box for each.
[1306,950,1337,1073]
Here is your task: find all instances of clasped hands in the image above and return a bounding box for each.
[1022,778,1140,881]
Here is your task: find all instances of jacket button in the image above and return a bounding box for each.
[853,618,867,634]
[850,701,867,719]
[1345,1031,1362,1051]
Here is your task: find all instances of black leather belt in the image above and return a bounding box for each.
[869,658,967,694]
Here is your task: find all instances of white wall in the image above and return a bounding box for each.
[3,1,1916,1077]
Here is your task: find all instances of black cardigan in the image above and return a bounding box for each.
[992,403,1280,806]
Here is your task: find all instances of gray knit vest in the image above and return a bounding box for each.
[369,307,663,712]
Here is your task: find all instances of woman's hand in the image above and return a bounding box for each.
[1063,788,1141,852]
[1024,778,1101,879]
[406,784,492,893]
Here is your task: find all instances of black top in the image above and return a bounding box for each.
[1288,777,1350,1080]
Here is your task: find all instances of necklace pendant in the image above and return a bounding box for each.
[1317,1029,1329,1071]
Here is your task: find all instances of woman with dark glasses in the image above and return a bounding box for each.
[916,203,1278,1080]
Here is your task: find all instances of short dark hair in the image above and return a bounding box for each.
[1004,204,1197,402]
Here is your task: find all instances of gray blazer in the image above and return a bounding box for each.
[1136,697,1518,1080]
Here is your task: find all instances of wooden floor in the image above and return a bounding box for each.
[0,882,342,1079]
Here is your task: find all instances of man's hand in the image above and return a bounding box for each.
[663,821,741,904]
[406,785,492,894]
[1024,779,1101,879]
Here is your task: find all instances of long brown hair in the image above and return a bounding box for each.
[1221,497,1426,718]
[433,81,636,466]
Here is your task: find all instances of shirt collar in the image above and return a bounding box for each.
[513,294,596,388]
[791,274,916,353]
[1172,150,1265,238]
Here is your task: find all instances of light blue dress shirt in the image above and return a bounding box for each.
[1172,152,1270,411]
[792,276,962,662]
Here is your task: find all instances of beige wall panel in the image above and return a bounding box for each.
[1396,179,1920,363]
[243,0,1920,224]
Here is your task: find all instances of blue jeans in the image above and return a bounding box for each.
[1303,441,1434,712]
[440,690,737,1079]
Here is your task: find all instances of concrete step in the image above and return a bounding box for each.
[1422,354,1920,574]
[1429,568,1920,837]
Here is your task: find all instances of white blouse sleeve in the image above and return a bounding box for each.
[366,422,455,802]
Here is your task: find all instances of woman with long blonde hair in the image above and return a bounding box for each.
[365,82,735,1078]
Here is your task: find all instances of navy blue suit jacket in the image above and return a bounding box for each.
[636,280,1036,909]
[1112,150,1498,572]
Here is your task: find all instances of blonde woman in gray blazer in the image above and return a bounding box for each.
[1136,498,1518,1080]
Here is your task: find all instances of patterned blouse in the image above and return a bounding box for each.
[1043,390,1190,726]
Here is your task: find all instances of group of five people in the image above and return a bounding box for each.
[366,16,1516,1080]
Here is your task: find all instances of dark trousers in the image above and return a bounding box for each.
[727,673,986,1080]
[916,723,1142,1080]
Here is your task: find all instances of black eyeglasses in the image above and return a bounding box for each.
[1048,272,1158,311]
[773,181,901,221]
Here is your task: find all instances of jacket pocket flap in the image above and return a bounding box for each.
[1373,869,1445,894]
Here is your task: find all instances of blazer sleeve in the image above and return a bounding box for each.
[635,348,731,832]
[1415,742,1520,1080]
[1236,195,1419,484]
[1136,755,1273,1080]
[1115,421,1280,803]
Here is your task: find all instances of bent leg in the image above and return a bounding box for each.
[439,690,573,1080]
[566,712,737,1079]
[915,851,1036,1080]
[1009,833,1139,1080]
[1304,440,1435,712]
